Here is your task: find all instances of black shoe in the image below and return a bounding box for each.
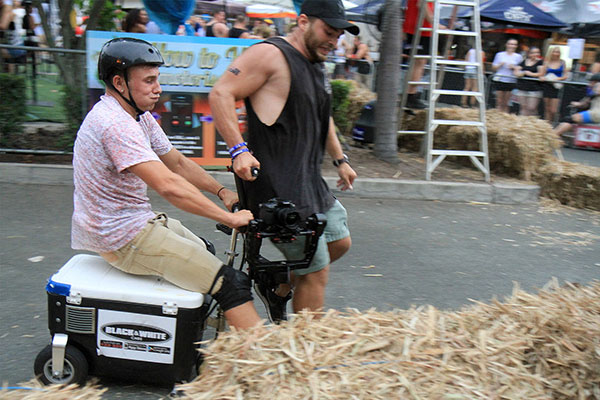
[254,283,291,324]
[406,94,426,109]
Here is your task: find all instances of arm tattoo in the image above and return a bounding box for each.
[228,67,241,75]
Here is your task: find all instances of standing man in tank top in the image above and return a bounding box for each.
[209,0,358,323]
[205,10,229,38]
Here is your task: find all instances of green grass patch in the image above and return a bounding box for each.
[21,63,68,122]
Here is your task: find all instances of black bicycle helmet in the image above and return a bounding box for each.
[98,37,164,84]
[98,38,164,119]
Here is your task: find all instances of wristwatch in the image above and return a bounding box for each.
[332,154,349,167]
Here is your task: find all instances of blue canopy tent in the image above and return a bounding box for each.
[458,0,567,30]
[346,0,385,24]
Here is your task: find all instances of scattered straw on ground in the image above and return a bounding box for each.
[178,280,600,399]
[0,380,105,400]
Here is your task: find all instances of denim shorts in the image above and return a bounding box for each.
[274,200,349,276]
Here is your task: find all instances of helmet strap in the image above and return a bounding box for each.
[114,71,146,121]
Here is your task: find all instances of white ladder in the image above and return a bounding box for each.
[398,0,490,182]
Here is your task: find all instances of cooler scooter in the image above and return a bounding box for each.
[33,168,326,387]
[561,105,600,150]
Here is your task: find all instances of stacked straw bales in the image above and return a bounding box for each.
[401,109,562,180]
[400,109,600,210]
[537,161,600,211]
[175,280,600,399]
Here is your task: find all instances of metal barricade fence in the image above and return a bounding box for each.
[392,64,589,123]
[0,44,87,123]
[485,72,588,123]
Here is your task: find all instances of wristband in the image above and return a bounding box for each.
[231,147,249,160]
[228,142,247,155]
[216,186,226,200]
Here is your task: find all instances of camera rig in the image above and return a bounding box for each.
[244,198,327,289]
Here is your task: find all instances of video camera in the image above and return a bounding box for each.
[244,198,327,286]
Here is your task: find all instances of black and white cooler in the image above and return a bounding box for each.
[35,254,209,386]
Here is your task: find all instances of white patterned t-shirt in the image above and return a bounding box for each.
[71,95,173,252]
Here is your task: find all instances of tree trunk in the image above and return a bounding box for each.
[33,0,106,148]
[373,0,402,163]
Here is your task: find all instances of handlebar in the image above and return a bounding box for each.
[216,202,241,235]
[215,167,259,236]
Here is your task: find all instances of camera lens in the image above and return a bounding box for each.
[278,209,300,229]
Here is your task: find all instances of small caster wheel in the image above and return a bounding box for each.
[34,344,88,385]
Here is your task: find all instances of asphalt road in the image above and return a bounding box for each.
[1,183,599,398]
[562,147,600,167]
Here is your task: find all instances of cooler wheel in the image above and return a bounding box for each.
[34,344,88,386]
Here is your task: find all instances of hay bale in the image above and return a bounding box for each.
[177,280,600,399]
[0,380,106,399]
[536,161,600,211]
[402,109,562,180]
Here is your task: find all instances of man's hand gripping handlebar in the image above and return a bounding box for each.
[233,151,260,181]
[216,167,260,235]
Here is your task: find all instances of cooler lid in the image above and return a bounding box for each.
[47,254,205,308]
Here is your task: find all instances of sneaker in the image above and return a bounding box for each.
[406,94,427,109]
[254,282,291,324]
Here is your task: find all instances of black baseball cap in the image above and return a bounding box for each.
[300,0,359,35]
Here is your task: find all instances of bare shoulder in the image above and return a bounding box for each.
[239,42,284,62]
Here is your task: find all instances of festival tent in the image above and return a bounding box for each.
[459,0,567,30]
[194,0,247,16]
[346,0,384,24]
[245,4,296,18]
[529,0,600,37]
[529,0,600,24]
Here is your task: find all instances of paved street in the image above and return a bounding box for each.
[1,183,599,398]
[562,147,600,167]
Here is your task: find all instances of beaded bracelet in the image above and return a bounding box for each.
[228,142,247,155]
[231,147,249,160]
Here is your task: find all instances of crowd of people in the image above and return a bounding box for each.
[487,37,600,140]
[0,0,44,73]
[487,37,600,139]
[329,33,373,86]
[491,38,571,123]
[118,7,278,39]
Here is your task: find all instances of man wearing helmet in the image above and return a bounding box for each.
[554,73,600,138]
[71,38,261,329]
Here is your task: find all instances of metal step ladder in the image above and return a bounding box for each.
[398,0,490,182]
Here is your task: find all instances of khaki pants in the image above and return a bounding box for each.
[101,213,223,294]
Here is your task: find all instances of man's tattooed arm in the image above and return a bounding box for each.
[228,67,241,75]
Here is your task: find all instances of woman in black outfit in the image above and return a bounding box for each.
[515,47,544,116]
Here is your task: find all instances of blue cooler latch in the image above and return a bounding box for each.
[46,279,71,296]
